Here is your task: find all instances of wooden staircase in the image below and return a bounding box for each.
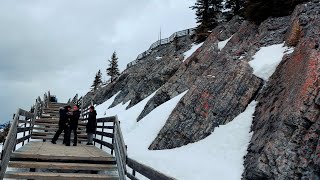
[31,102,87,142]
[3,102,119,179]
[1,93,176,180]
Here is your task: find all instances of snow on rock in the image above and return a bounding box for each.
[129,101,257,180]
[95,89,257,180]
[96,90,159,133]
[218,35,233,50]
[183,43,204,62]
[249,43,294,81]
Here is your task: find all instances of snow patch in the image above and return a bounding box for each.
[129,100,257,180]
[156,56,162,60]
[249,43,294,81]
[218,35,233,50]
[183,43,204,62]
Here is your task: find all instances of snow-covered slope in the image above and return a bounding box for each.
[96,90,257,179]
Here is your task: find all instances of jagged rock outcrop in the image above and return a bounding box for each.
[148,13,292,150]
[137,16,243,121]
[82,35,194,108]
[243,2,320,179]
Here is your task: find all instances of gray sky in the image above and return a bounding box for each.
[0,0,196,123]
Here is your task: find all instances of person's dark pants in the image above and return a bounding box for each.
[52,124,68,143]
[66,125,78,146]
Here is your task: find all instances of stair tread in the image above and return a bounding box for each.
[11,152,114,162]
[8,161,117,170]
[31,135,87,140]
[34,122,86,127]
[33,127,86,131]
[5,171,119,180]
[32,131,87,137]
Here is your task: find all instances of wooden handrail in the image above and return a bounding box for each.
[0,99,39,179]
[127,157,175,180]
[93,115,176,180]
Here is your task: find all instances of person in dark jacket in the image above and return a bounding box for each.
[66,105,81,146]
[51,105,71,144]
[86,106,97,145]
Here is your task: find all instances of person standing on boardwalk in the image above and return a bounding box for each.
[86,106,97,145]
[51,105,71,144]
[66,105,81,146]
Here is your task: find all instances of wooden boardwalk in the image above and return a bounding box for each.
[6,142,118,179]
[11,142,115,162]
[3,102,119,179]
[1,94,176,180]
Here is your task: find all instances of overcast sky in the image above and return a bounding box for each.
[0,0,196,123]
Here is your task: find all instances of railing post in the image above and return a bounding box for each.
[100,121,104,149]
[22,116,26,146]
[111,120,115,155]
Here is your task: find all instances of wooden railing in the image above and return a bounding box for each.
[93,116,176,180]
[127,28,196,68]
[0,103,38,179]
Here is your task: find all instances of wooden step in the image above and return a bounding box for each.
[35,119,87,125]
[4,171,119,180]
[42,114,59,118]
[8,161,117,171]
[31,135,87,141]
[34,123,86,127]
[32,132,87,138]
[33,127,86,132]
[11,152,115,163]
[43,108,60,111]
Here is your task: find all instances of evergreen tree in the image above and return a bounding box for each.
[191,0,223,42]
[91,70,103,92]
[245,0,308,24]
[225,0,246,16]
[106,52,120,82]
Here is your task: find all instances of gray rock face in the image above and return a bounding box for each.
[148,15,290,149]
[243,2,320,179]
[137,16,244,121]
[82,35,194,109]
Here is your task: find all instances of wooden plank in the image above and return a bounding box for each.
[8,161,117,171]
[32,132,87,138]
[33,127,86,132]
[18,120,32,124]
[0,108,20,179]
[11,152,114,163]
[127,173,139,180]
[4,171,119,180]
[95,131,114,138]
[34,123,86,127]
[96,125,114,129]
[127,157,176,180]
[19,109,34,119]
[93,138,114,150]
[31,135,87,141]
[16,134,31,144]
[97,117,115,123]
[17,126,32,133]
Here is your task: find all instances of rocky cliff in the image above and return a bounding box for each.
[243,2,320,179]
[83,1,320,179]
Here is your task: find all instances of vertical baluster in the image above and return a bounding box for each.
[22,116,26,146]
[111,120,115,155]
[100,121,104,149]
